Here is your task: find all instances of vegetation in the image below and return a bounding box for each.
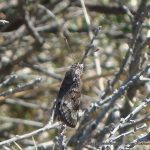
[0,0,149,149]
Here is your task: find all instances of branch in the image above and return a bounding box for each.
[54,125,67,150]
[0,116,44,128]
[80,26,101,63]
[0,78,41,98]
[4,98,49,111]
[101,0,148,99]
[0,122,60,146]
[69,65,150,147]
[19,1,44,46]
[110,124,147,143]
[106,98,150,141]
[93,114,150,143]
[73,2,135,15]
[0,75,17,88]
[82,65,150,123]
[98,124,147,149]
[122,132,150,149]
[21,63,62,81]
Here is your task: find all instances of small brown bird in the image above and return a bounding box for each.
[54,63,83,128]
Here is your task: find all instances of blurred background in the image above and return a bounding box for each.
[0,0,149,149]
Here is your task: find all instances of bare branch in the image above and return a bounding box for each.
[0,122,60,146]
[0,116,44,128]
[122,132,150,149]
[0,78,41,97]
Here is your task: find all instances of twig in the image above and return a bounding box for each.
[4,98,49,111]
[93,114,150,143]
[106,98,150,140]
[79,0,104,89]
[0,75,17,88]
[73,2,135,15]
[19,1,44,45]
[121,132,150,149]
[24,140,54,150]
[24,10,44,45]
[0,78,41,97]
[0,122,60,146]
[109,124,147,143]
[69,65,150,147]
[119,114,150,129]
[99,124,147,149]
[54,125,67,150]
[101,0,148,99]
[117,0,134,22]
[21,63,62,81]
[127,0,149,100]
[0,38,43,77]
[81,65,150,123]
[0,116,44,128]
[37,4,56,20]
[3,146,11,150]
[80,26,101,64]
[0,26,26,47]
